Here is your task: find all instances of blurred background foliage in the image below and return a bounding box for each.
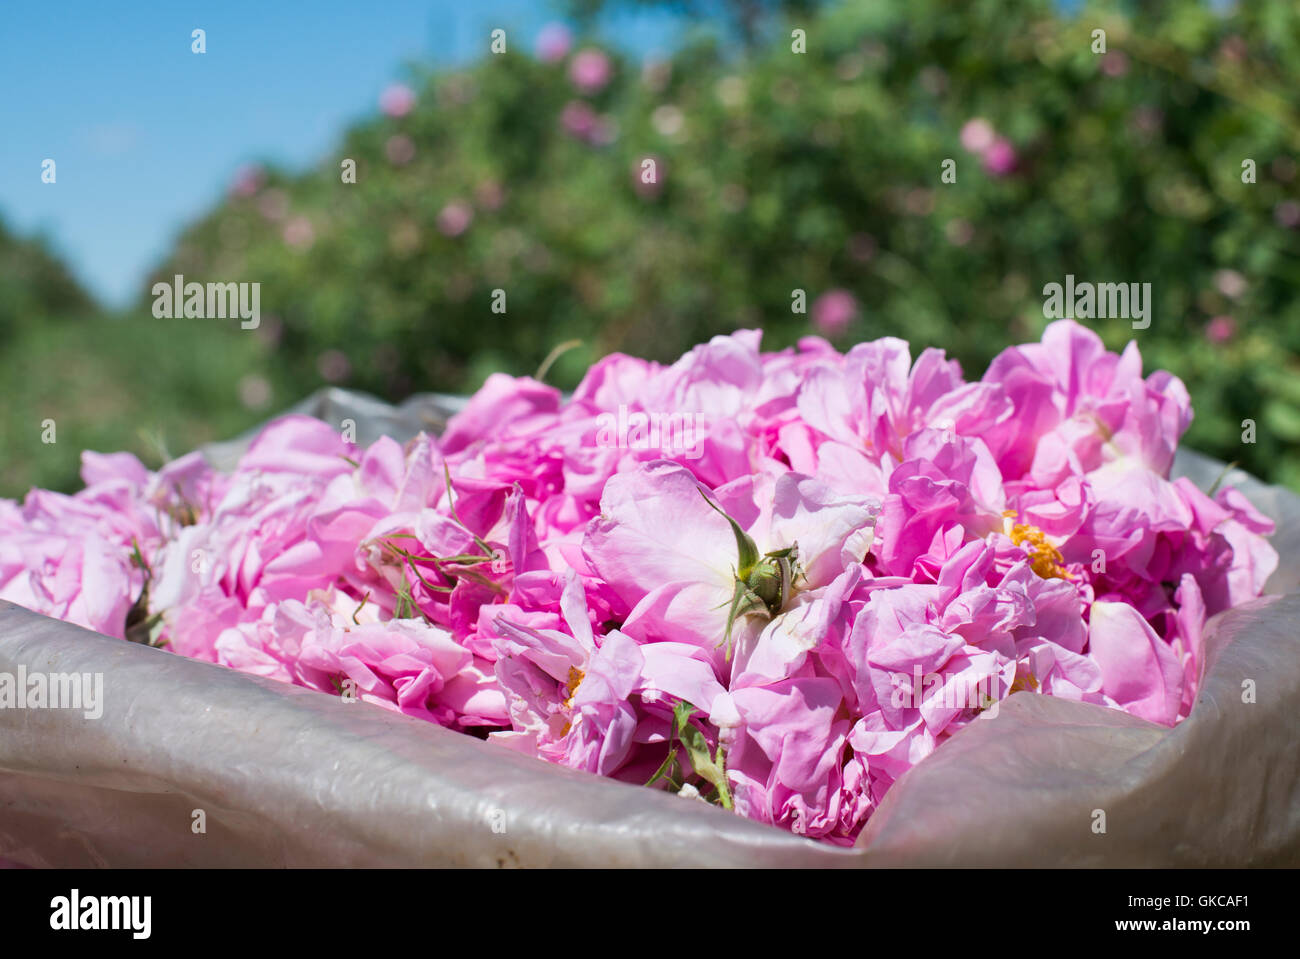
[3,0,1299,497]
[0,216,95,341]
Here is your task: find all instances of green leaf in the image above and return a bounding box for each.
[698,489,760,576]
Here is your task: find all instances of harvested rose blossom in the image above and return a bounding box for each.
[0,321,1278,845]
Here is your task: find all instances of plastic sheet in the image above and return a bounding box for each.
[1,389,1297,866]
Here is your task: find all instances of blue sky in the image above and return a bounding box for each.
[0,1,685,307]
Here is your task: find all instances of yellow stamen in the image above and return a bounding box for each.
[1009,670,1041,694]
[562,665,584,709]
[1003,511,1070,580]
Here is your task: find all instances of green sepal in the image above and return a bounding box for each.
[672,700,733,810]
[698,489,760,577]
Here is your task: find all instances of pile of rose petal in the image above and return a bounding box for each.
[0,321,1278,844]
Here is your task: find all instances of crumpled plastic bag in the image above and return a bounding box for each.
[1,389,1296,867]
